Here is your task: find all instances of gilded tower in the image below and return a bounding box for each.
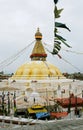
[30,28,47,61]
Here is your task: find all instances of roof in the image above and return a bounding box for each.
[11,61,63,80]
[50,112,68,119]
[27,105,47,114]
[56,96,83,108]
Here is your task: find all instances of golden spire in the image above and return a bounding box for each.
[35,27,42,39]
[30,28,47,61]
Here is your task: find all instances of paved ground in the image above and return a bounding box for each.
[1,118,83,130]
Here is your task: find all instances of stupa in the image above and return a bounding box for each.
[11,28,64,82]
[7,28,83,104]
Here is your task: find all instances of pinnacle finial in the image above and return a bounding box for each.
[35,27,42,39]
[37,27,39,32]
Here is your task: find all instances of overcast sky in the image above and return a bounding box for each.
[0,0,83,74]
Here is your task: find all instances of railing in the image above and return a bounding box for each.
[0,114,83,130]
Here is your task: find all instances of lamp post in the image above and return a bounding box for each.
[53,89,57,111]
[82,90,83,98]
[58,84,61,98]
[13,91,16,116]
[2,91,5,115]
[68,91,71,113]
[61,89,65,105]
[82,90,83,113]
[7,92,10,115]
[68,84,72,114]
[75,96,77,116]
[74,87,77,116]
[46,88,48,110]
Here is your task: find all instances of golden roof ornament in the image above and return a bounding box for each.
[35,28,42,39]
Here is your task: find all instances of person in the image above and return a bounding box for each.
[34,98,35,104]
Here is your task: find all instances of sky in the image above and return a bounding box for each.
[0,0,83,74]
